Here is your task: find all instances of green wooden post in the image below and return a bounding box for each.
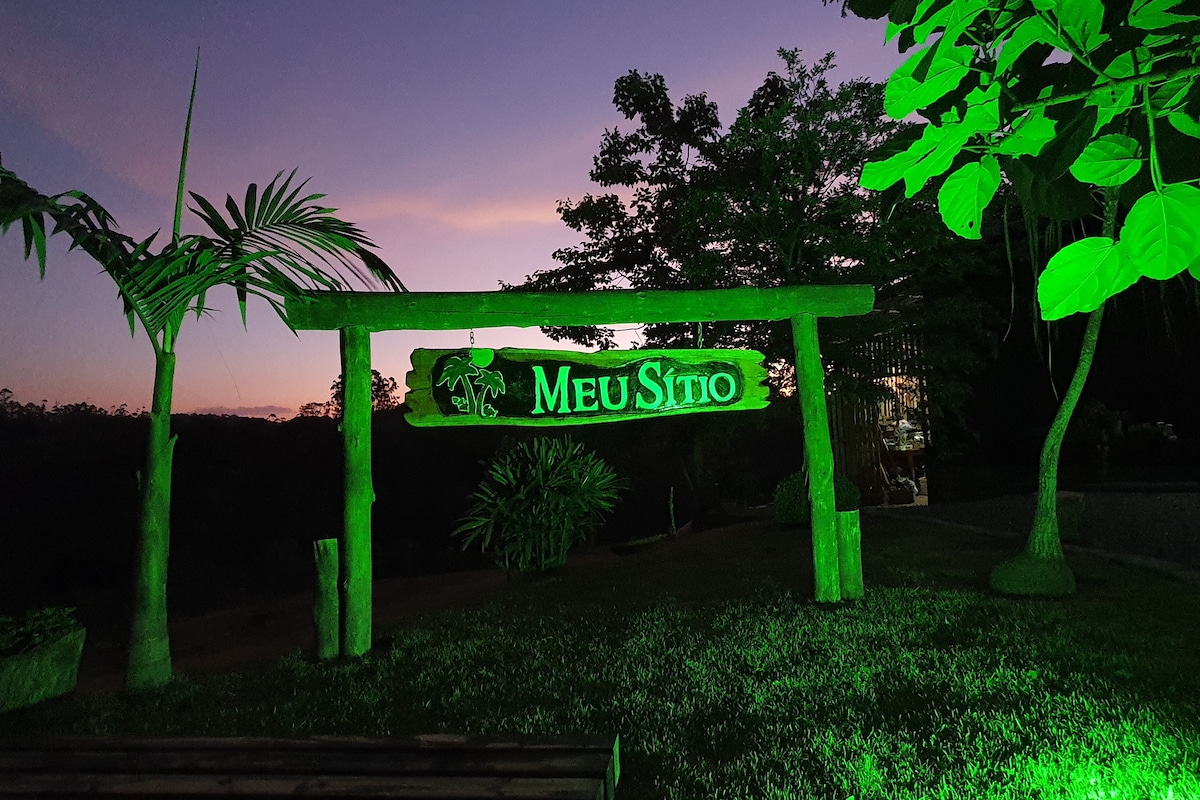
[836,510,864,600]
[313,538,340,660]
[791,313,840,603]
[339,325,374,657]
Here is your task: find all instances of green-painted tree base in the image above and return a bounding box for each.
[989,552,1076,597]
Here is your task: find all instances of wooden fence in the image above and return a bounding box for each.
[827,330,929,506]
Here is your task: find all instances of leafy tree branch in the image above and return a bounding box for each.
[1013,63,1200,113]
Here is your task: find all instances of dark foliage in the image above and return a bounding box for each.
[0,395,809,625]
[503,50,1019,459]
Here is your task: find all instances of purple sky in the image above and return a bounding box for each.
[0,2,902,417]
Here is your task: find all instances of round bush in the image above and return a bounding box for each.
[834,471,861,511]
[773,471,809,524]
[774,469,860,523]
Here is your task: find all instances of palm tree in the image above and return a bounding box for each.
[0,53,404,689]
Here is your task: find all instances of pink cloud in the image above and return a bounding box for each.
[342,192,560,230]
[0,34,182,200]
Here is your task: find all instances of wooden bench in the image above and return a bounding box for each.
[0,733,620,799]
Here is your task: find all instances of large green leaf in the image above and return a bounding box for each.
[1086,51,1137,134]
[994,109,1058,156]
[960,81,1001,134]
[1052,0,1109,51]
[901,122,974,196]
[1037,236,1137,319]
[1149,76,1194,116]
[931,0,991,48]
[1068,134,1142,186]
[997,15,1064,75]
[1119,183,1200,279]
[1129,0,1200,29]
[910,0,955,46]
[860,152,913,192]
[937,155,1001,239]
[885,0,926,48]
[860,124,943,191]
[885,41,973,118]
[1167,110,1200,139]
[1030,103,1099,179]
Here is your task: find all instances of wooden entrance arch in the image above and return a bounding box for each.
[285,284,874,656]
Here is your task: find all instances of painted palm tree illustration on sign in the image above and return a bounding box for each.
[436,349,506,418]
[0,51,405,690]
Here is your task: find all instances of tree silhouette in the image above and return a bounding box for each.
[323,370,401,417]
[503,49,1009,452]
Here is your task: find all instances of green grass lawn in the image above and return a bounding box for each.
[2,515,1198,799]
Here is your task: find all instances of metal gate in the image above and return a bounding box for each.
[828,330,929,506]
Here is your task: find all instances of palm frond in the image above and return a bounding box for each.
[188,168,407,294]
[1,169,141,285]
[1,167,53,277]
[4,161,403,347]
[120,243,282,337]
[173,48,201,242]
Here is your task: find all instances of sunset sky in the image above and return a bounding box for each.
[0,2,903,417]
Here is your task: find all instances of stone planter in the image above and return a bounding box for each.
[0,626,86,713]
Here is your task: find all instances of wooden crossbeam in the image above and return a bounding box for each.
[285,285,874,331]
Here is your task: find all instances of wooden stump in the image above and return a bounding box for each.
[836,510,864,601]
[312,538,340,660]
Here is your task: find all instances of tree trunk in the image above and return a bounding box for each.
[990,189,1117,597]
[1026,310,1102,562]
[126,349,177,690]
[989,306,1101,596]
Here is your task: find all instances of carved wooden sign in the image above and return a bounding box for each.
[405,347,769,427]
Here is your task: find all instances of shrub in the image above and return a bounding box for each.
[773,469,860,523]
[454,436,625,574]
[834,471,861,511]
[773,471,809,524]
[0,607,78,657]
